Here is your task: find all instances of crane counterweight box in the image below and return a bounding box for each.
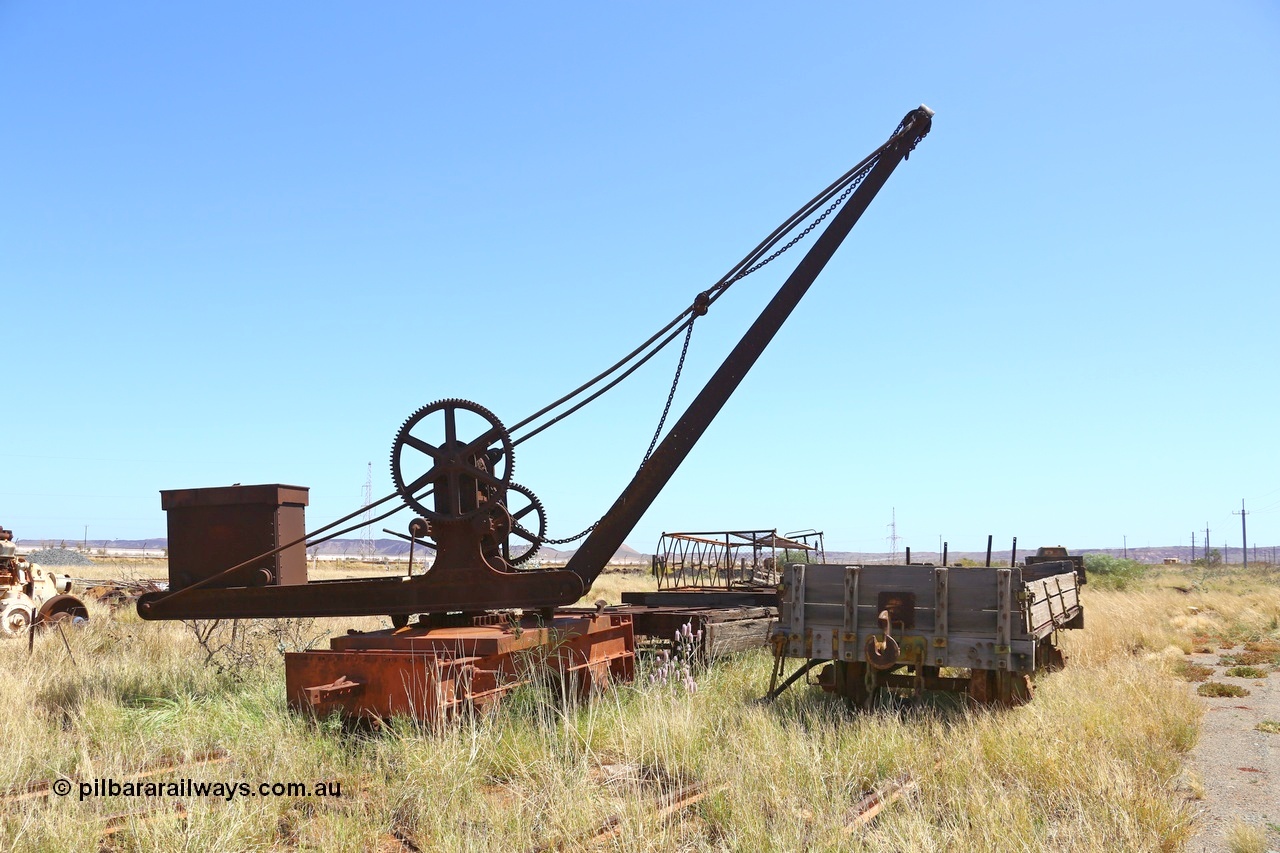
[161,484,309,591]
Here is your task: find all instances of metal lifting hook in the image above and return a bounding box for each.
[864,609,900,670]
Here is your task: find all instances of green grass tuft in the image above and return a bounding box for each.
[1172,660,1213,682]
[1197,682,1251,698]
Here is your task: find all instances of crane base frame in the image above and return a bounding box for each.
[286,613,634,722]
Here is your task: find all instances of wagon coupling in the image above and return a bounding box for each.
[865,610,900,670]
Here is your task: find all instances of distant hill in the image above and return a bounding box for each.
[15,537,649,565]
[15,539,1265,566]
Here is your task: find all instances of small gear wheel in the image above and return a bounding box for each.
[390,399,514,520]
[501,482,547,566]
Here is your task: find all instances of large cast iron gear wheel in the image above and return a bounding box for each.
[501,482,547,567]
[391,399,515,521]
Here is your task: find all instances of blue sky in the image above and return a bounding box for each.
[3,2,1277,557]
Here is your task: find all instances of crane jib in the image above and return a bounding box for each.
[565,106,933,591]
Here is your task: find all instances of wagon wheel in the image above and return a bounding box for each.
[998,671,1034,707]
[833,661,870,709]
[967,670,995,705]
[967,669,1033,707]
[33,596,89,629]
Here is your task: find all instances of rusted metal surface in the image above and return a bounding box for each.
[302,676,364,707]
[864,610,901,670]
[1,526,89,638]
[139,553,584,620]
[285,613,634,722]
[161,484,309,590]
[964,669,1033,706]
[139,478,580,620]
[81,578,167,609]
[33,593,90,628]
[140,455,584,621]
[390,399,515,522]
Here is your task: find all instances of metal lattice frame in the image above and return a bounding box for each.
[652,529,825,590]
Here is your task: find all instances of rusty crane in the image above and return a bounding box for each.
[137,106,934,720]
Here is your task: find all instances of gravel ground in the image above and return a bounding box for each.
[1185,647,1280,852]
[22,548,97,567]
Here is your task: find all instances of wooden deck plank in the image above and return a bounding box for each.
[706,617,776,656]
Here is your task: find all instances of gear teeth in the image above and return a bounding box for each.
[503,482,546,566]
[389,399,515,521]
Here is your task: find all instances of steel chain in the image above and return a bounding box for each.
[640,318,695,468]
[544,317,696,546]
[544,523,597,546]
[710,160,875,298]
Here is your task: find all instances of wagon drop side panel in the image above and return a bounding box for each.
[775,564,1080,675]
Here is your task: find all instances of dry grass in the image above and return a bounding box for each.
[1224,820,1268,853]
[574,564,656,605]
[1,564,1275,850]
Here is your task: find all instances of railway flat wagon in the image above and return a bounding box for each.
[768,559,1084,708]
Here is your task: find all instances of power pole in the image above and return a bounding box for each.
[886,508,901,564]
[360,462,374,563]
[1233,500,1249,569]
[1123,535,1127,560]
[1191,531,1196,563]
[1205,524,1210,566]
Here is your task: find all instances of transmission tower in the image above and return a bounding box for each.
[360,462,374,563]
[886,508,901,564]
